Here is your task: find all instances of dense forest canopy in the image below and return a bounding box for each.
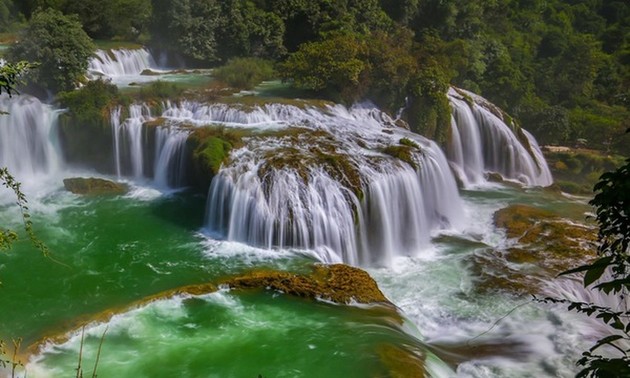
[0,0,628,153]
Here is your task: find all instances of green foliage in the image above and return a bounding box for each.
[136,81,185,101]
[151,0,285,64]
[280,33,367,103]
[7,8,95,94]
[213,58,276,90]
[0,61,32,98]
[57,79,121,124]
[64,0,152,40]
[215,0,286,61]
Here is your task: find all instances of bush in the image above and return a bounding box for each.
[57,80,121,124]
[213,57,275,90]
[136,81,185,101]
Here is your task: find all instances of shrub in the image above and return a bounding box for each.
[136,81,185,101]
[57,80,121,124]
[213,57,276,90]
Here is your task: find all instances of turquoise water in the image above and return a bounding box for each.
[1,181,431,377]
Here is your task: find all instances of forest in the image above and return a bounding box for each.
[1,0,628,155]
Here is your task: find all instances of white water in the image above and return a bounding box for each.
[0,95,63,185]
[1,90,607,377]
[110,104,191,188]
[447,88,553,187]
[201,102,464,266]
[88,48,159,79]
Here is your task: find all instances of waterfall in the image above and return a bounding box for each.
[110,104,190,188]
[447,88,553,187]
[200,102,464,266]
[88,48,158,78]
[0,95,63,183]
[154,127,189,188]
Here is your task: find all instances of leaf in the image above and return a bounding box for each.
[589,335,625,352]
[594,278,630,295]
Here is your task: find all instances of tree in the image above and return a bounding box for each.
[279,33,367,103]
[558,148,630,377]
[65,0,152,40]
[7,8,95,95]
[150,0,221,63]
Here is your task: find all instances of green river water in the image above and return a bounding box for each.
[0,178,596,377]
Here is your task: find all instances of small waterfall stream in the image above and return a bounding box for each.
[0,95,63,184]
[110,104,190,187]
[447,88,553,187]
[88,48,158,78]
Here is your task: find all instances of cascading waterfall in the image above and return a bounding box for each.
[202,102,464,266]
[154,127,189,188]
[447,88,553,187]
[0,95,63,183]
[110,104,190,187]
[88,48,158,78]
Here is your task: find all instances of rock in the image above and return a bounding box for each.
[222,264,390,305]
[140,69,161,76]
[470,204,597,295]
[63,177,128,195]
[485,172,504,183]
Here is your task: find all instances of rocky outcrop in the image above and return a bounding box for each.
[63,177,128,195]
[222,264,390,304]
[470,204,597,295]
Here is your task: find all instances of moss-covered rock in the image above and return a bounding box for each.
[470,204,597,295]
[63,177,128,195]
[255,128,364,199]
[222,264,389,304]
[187,126,247,189]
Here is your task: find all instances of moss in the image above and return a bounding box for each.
[382,145,417,170]
[544,149,626,195]
[63,177,128,195]
[187,126,247,189]
[399,138,419,149]
[493,204,556,239]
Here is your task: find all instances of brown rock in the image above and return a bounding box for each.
[63,177,128,195]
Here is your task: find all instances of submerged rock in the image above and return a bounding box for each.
[63,177,128,195]
[471,204,596,295]
[378,343,426,378]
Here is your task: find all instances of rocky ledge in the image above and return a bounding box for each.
[63,177,128,195]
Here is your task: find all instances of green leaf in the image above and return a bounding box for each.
[584,257,614,287]
[589,335,625,352]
